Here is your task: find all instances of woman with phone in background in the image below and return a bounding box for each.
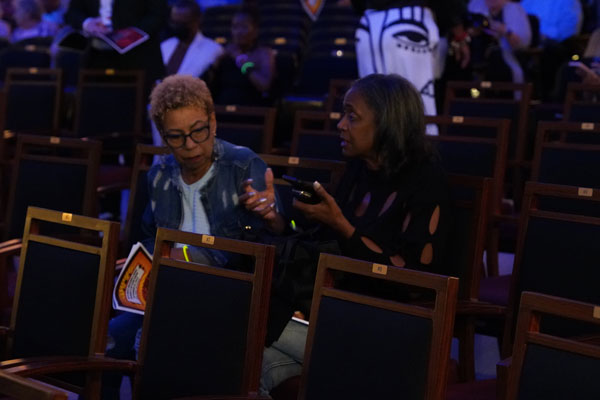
[467,0,532,83]
[260,73,451,395]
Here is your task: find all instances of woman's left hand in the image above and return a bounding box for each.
[239,168,284,233]
[293,181,355,238]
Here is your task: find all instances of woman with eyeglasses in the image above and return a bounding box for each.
[143,74,285,260]
[102,74,284,397]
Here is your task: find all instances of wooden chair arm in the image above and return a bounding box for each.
[1,355,137,377]
[496,356,512,400]
[455,300,507,316]
[0,369,69,399]
[572,333,600,345]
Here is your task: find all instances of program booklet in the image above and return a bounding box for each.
[97,27,149,54]
[112,242,153,315]
[54,26,148,54]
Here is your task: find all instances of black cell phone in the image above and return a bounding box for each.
[282,175,321,204]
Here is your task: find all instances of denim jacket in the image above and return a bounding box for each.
[141,138,275,265]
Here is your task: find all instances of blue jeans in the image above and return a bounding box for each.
[102,312,143,399]
[259,319,308,395]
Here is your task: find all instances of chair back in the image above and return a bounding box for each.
[563,83,600,129]
[291,110,342,160]
[530,121,600,216]
[426,115,509,214]
[73,69,144,138]
[8,206,119,359]
[299,253,458,400]
[135,228,275,399]
[444,174,491,299]
[532,121,600,183]
[443,81,531,165]
[506,292,600,400]
[295,51,358,96]
[505,182,600,349]
[214,105,276,154]
[4,135,101,240]
[3,68,62,134]
[0,45,50,83]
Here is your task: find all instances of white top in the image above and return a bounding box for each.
[99,0,113,27]
[161,32,224,77]
[176,164,215,244]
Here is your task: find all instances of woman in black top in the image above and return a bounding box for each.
[260,73,450,394]
[295,73,449,272]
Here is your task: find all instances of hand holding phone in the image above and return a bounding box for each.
[283,175,321,204]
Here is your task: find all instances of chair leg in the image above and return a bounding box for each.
[84,372,102,400]
[0,253,10,325]
[486,228,500,277]
[456,316,476,382]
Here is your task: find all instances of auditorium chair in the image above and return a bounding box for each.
[503,292,600,399]
[0,207,119,399]
[298,253,458,399]
[501,182,600,356]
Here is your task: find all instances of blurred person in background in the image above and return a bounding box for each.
[65,0,168,95]
[40,0,67,26]
[161,0,223,78]
[521,0,584,100]
[467,0,531,83]
[0,5,11,40]
[11,0,58,42]
[207,4,275,106]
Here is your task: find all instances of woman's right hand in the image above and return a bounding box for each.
[293,181,355,239]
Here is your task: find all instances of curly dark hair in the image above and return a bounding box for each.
[348,73,432,178]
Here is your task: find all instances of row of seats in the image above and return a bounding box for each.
[1,132,600,392]
[202,3,360,96]
[1,193,600,399]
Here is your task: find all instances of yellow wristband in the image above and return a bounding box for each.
[182,245,190,262]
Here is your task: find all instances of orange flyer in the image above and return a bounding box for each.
[112,242,152,314]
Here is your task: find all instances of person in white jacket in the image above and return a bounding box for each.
[468,0,531,83]
[161,0,223,78]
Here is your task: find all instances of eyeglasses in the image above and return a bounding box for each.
[163,123,211,149]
